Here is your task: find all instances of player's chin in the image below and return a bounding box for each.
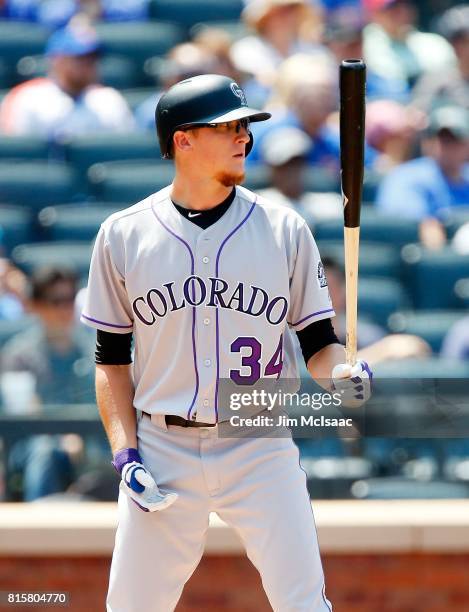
[214,170,245,187]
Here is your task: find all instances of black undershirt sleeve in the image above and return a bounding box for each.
[95,330,133,365]
[296,318,340,365]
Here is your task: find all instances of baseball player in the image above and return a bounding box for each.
[81,74,372,612]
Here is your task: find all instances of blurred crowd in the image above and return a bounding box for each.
[0,0,468,502]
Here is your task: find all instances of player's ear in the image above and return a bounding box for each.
[173,129,194,155]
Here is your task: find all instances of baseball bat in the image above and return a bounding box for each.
[339,59,366,366]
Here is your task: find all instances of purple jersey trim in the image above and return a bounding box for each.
[289,308,335,328]
[295,447,333,612]
[151,205,200,420]
[81,313,133,329]
[214,199,257,422]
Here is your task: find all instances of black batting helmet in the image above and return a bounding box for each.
[155,74,271,159]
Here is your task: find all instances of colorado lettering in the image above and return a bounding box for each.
[132,276,288,326]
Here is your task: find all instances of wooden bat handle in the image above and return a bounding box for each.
[344,226,360,366]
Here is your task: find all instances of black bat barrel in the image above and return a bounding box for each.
[340,59,366,229]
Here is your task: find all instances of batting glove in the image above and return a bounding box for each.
[112,448,178,512]
[332,360,372,408]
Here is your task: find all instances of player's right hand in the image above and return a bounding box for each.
[112,448,178,513]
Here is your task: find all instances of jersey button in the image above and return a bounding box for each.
[203,399,209,407]
[204,359,211,367]
[202,256,209,264]
[203,318,210,325]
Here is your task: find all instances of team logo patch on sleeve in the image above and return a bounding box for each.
[317,261,328,288]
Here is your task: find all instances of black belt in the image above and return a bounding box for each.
[143,412,216,428]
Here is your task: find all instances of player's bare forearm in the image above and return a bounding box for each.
[95,364,137,453]
[307,343,346,389]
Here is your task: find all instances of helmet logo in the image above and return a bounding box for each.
[231,82,247,106]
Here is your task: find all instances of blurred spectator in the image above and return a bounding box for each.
[365,100,425,172]
[412,4,469,112]
[258,126,342,222]
[0,18,134,139]
[0,266,94,404]
[321,6,409,101]
[452,221,469,255]
[248,53,341,168]
[0,258,27,321]
[249,53,377,170]
[441,316,469,360]
[323,256,431,364]
[193,27,242,84]
[317,0,361,12]
[135,42,222,131]
[2,0,150,28]
[363,0,455,90]
[1,266,94,501]
[376,106,469,249]
[231,0,323,89]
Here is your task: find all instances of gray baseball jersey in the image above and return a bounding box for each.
[81,184,334,424]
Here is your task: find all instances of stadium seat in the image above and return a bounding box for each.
[0,58,12,89]
[0,205,35,255]
[94,22,185,66]
[0,161,82,209]
[11,241,93,278]
[16,54,143,90]
[402,245,469,309]
[387,311,465,353]
[98,55,145,90]
[358,277,409,327]
[190,21,250,41]
[303,167,340,193]
[317,240,401,279]
[0,136,49,161]
[0,21,49,69]
[315,210,420,247]
[351,477,469,499]
[372,356,469,378]
[121,87,156,112]
[302,457,374,499]
[64,134,160,178]
[150,0,243,28]
[88,160,175,203]
[38,204,124,241]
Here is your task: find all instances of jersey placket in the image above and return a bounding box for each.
[190,233,217,423]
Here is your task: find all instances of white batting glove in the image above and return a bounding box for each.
[112,448,178,512]
[332,360,372,408]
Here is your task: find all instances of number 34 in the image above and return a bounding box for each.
[230,336,283,385]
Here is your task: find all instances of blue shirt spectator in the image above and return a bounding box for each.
[377,107,469,220]
[4,0,150,28]
[249,109,377,170]
[0,19,135,138]
[248,111,340,169]
[377,157,469,220]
